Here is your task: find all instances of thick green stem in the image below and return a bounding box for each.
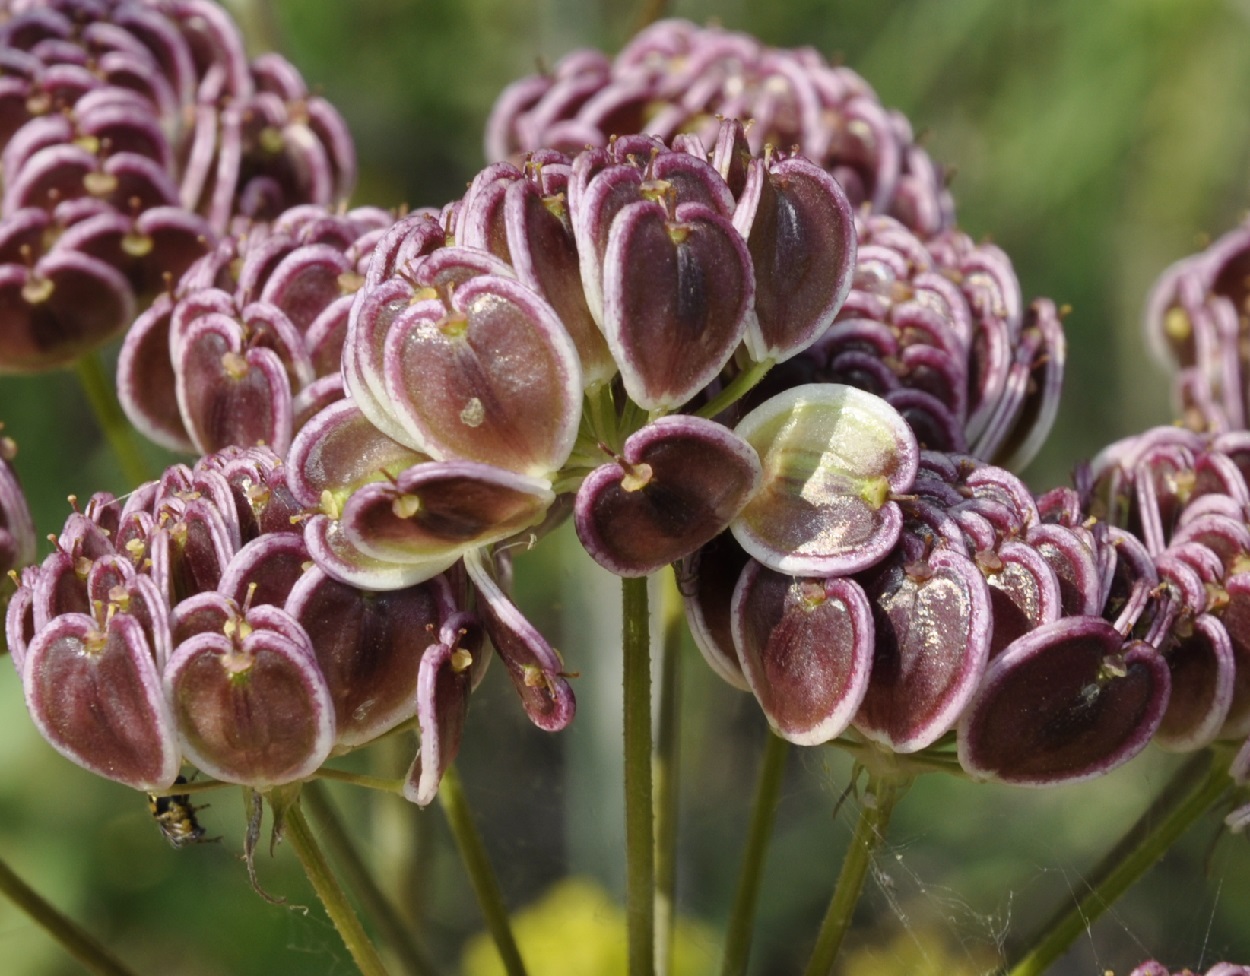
[653,572,684,976]
[1002,750,1233,976]
[301,781,439,976]
[75,352,151,488]
[285,800,391,976]
[439,765,529,976]
[623,574,655,976]
[0,854,139,976]
[802,774,908,976]
[720,731,789,976]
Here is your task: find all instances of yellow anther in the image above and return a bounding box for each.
[392,493,422,519]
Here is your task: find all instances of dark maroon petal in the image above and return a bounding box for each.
[958,619,1171,785]
[1026,523,1102,618]
[681,533,752,690]
[218,533,310,609]
[1156,613,1234,751]
[982,539,1063,656]
[601,198,752,409]
[24,612,179,791]
[574,416,762,577]
[503,176,615,385]
[116,294,193,451]
[175,314,293,455]
[341,461,555,564]
[855,547,992,752]
[165,627,335,788]
[403,639,474,806]
[736,156,856,362]
[0,250,133,373]
[465,552,575,731]
[732,563,873,744]
[287,567,455,748]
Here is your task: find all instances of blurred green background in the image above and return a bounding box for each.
[3,0,1250,973]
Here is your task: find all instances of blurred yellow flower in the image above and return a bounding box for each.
[461,877,717,976]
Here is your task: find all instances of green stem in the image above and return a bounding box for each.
[695,359,775,421]
[623,574,655,976]
[0,853,139,976]
[301,781,439,976]
[1002,750,1233,976]
[314,767,407,795]
[802,773,908,976]
[653,572,684,976]
[75,353,151,488]
[720,731,789,976]
[439,765,529,976]
[285,800,392,976]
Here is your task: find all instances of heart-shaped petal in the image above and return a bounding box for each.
[601,199,753,410]
[958,619,1170,785]
[24,612,179,791]
[735,155,856,362]
[575,415,761,577]
[383,274,582,478]
[165,627,335,788]
[854,547,992,752]
[287,568,456,748]
[732,562,873,744]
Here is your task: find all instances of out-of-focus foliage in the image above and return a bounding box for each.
[3,1,1250,974]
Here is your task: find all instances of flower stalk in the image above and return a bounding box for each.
[1002,749,1234,976]
[301,781,439,976]
[623,574,656,976]
[283,799,393,976]
[802,771,909,976]
[653,571,685,976]
[439,765,529,976]
[721,730,790,976]
[75,352,151,488]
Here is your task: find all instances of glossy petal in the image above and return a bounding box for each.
[732,563,873,744]
[383,275,582,477]
[732,383,918,576]
[855,547,992,752]
[601,199,752,410]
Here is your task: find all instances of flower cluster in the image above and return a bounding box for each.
[4,446,489,805]
[682,447,1176,786]
[1082,426,1250,822]
[751,210,1065,466]
[117,203,391,457]
[0,0,355,373]
[1,3,1248,973]
[486,17,955,237]
[1145,218,1250,434]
